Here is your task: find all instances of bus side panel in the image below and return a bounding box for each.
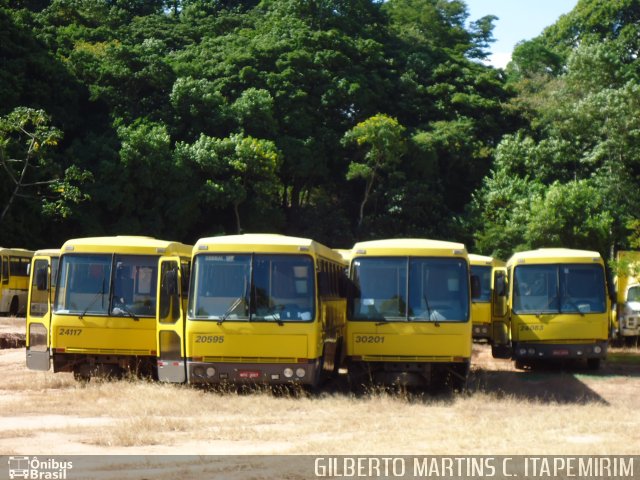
[320,299,347,372]
[2,254,32,314]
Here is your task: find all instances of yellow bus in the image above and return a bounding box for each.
[344,239,478,390]
[157,234,347,387]
[25,249,60,371]
[0,248,34,315]
[491,248,610,370]
[51,236,192,380]
[469,253,505,342]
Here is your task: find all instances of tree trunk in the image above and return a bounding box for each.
[234,202,242,234]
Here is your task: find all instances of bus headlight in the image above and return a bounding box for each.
[206,367,216,377]
[283,368,294,378]
[518,348,527,356]
[593,345,602,354]
[194,367,204,377]
[295,368,306,378]
[527,348,535,355]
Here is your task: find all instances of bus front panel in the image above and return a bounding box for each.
[52,253,160,374]
[347,256,472,366]
[185,252,324,385]
[510,262,609,361]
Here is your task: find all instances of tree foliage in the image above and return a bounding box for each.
[472,0,640,260]
[6,0,638,258]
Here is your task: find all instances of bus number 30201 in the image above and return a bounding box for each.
[354,335,385,344]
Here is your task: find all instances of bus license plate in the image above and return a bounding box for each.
[552,349,569,356]
[239,370,261,379]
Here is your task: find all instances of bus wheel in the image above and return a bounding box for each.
[447,362,469,393]
[309,356,324,392]
[73,368,91,382]
[9,297,18,317]
[587,358,601,370]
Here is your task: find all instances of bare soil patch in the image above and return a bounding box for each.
[0,316,25,348]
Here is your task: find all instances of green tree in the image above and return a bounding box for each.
[0,107,91,225]
[527,180,614,255]
[342,114,406,228]
[176,132,281,233]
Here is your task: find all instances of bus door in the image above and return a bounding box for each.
[491,267,511,358]
[156,257,186,383]
[26,256,56,370]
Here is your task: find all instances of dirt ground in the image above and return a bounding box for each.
[1,317,639,479]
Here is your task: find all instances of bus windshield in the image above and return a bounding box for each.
[627,285,640,303]
[513,263,606,314]
[54,254,158,317]
[471,265,491,302]
[188,254,315,322]
[350,257,470,322]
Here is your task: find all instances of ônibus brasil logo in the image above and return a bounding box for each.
[8,457,73,479]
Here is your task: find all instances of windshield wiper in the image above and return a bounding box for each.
[561,296,585,316]
[217,296,244,325]
[79,278,106,319]
[112,302,139,321]
[262,305,284,326]
[423,293,440,327]
[218,282,249,325]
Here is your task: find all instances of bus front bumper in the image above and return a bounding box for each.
[513,341,607,360]
[187,359,320,386]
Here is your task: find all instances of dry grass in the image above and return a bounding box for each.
[0,345,639,455]
[3,379,636,455]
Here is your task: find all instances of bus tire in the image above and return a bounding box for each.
[73,368,91,382]
[9,297,18,317]
[587,358,601,370]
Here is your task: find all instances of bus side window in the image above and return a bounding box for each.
[317,271,331,296]
[35,266,48,291]
[181,261,190,297]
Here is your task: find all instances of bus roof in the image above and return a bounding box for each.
[333,249,353,262]
[0,248,34,256]
[351,238,467,258]
[61,236,192,256]
[508,248,603,266]
[469,253,505,266]
[33,248,61,257]
[194,234,345,264]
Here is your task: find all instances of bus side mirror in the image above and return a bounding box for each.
[162,269,178,295]
[317,271,331,296]
[494,276,506,297]
[35,267,48,291]
[470,275,481,299]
